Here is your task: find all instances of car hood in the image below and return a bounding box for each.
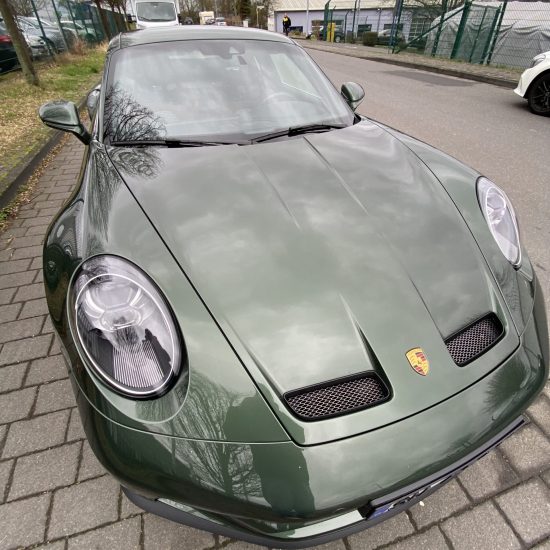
[108,121,518,445]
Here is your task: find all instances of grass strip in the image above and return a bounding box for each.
[0,45,106,194]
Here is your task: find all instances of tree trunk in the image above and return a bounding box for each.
[93,0,112,40]
[0,0,39,85]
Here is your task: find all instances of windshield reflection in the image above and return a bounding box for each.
[104,39,354,143]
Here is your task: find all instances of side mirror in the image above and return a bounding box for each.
[39,100,91,145]
[86,85,101,120]
[341,82,365,111]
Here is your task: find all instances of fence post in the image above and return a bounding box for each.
[66,1,79,34]
[390,0,403,53]
[485,0,507,65]
[322,0,330,40]
[30,0,55,56]
[468,6,488,63]
[431,0,448,57]
[450,0,471,59]
[50,0,70,51]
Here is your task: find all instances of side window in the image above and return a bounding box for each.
[270,53,317,95]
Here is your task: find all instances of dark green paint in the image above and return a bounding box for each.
[40,30,549,544]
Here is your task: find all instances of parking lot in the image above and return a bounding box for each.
[0,51,549,549]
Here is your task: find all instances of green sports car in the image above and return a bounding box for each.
[39,27,548,548]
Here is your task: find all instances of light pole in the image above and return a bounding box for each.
[256,4,264,28]
[305,0,310,36]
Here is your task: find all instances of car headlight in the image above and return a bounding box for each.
[70,255,183,398]
[531,53,548,68]
[477,177,521,268]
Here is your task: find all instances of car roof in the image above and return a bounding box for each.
[110,26,293,51]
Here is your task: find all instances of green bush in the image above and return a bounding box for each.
[363,31,377,47]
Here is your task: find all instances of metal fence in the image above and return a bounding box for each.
[1,0,127,76]
[394,0,550,69]
[316,0,550,70]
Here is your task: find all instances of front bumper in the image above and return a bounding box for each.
[75,279,548,546]
[123,416,525,548]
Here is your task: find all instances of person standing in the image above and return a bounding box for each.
[282,13,291,36]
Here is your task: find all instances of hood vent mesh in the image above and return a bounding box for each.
[284,373,390,421]
[445,314,503,366]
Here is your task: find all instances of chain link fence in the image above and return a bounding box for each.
[395,0,550,69]
[1,0,127,75]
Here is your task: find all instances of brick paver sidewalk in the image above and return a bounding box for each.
[0,138,549,550]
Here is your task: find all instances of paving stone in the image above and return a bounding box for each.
[500,424,550,476]
[542,382,550,400]
[13,282,45,302]
[41,316,54,335]
[0,258,31,276]
[9,235,44,249]
[120,489,143,518]
[225,543,268,550]
[495,478,550,545]
[0,302,22,322]
[34,542,66,550]
[0,363,27,393]
[38,207,61,218]
[79,441,106,481]
[0,493,50,548]
[0,288,16,305]
[9,442,80,500]
[49,475,120,538]
[348,512,414,550]
[543,470,550,487]
[441,501,520,550]
[18,299,49,320]
[459,449,519,500]
[384,526,447,550]
[68,516,141,549]
[30,256,43,270]
[34,200,65,211]
[2,227,27,238]
[0,334,51,365]
[66,408,85,441]
[528,396,550,437]
[0,316,44,344]
[0,270,36,290]
[144,514,215,549]
[0,387,36,424]
[35,270,44,283]
[35,379,75,414]
[11,245,42,260]
[0,459,13,502]
[2,409,70,458]
[533,539,550,550]
[20,216,53,228]
[47,193,70,203]
[26,355,68,386]
[409,479,470,529]
[26,224,50,237]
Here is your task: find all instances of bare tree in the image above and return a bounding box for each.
[92,0,112,40]
[0,0,39,85]
[8,0,45,16]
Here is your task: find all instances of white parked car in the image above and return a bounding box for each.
[514,51,550,116]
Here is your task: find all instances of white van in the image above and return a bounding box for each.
[133,0,180,29]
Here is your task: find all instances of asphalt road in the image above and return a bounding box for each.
[309,49,550,318]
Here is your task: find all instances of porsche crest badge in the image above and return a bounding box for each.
[406,348,429,376]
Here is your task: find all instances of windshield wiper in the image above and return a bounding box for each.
[251,123,347,144]
[111,139,243,148]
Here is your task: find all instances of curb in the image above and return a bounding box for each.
[300,42,518,89]
[0,91,92,212]
[0,130,63,211]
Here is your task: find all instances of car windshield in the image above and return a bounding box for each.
[136,2,176,22]
[104,39,355,143]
